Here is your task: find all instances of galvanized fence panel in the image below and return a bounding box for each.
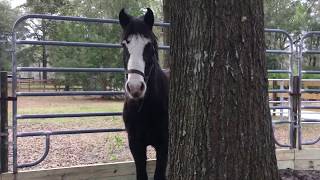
[298,32,320,148]
[265,29,295,148]
[10,14,172,172]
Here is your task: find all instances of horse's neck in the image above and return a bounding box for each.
[148,64,167,92]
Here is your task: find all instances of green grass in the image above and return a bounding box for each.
[17,102,122,114]
[9,97,124,124]
[15,116,123,124]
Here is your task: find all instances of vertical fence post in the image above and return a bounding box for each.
[0,71,8,173]
[272,80,277,116]
[290,76,300,149]
[279,80,284,121]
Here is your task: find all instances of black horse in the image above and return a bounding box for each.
[119,8,169,180]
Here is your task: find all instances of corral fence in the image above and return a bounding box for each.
[0,14,319,174]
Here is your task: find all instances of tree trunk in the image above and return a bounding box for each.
[41,20,48,80]
[167,0,279,180]
[42,45,47,80]
[0,46,3,71]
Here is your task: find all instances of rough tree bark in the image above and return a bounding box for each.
[41,20,48,81]
[166,0,280,179]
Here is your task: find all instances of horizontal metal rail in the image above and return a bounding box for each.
[301,101,320,103]
[16,40,121,48]
[268,79,289,81]
[269,106,291,110]
[268,89,290,93]
[301,106,320,109]
[17,112,122,119]
[266,50,291,54]
[17,128,125,137]
[302,70,320,74]
[267,70,291,73]
[16,91,124,96]
[303,50,320,55]
[269,101,289,103]
[271,112,289,115]
[271,114,289,117]
[301,79,320,81]
[301,119,320,123]
[301,89,320,93]
[272,120,291,124]
[17,67,125,73]
[16,40,170,50]
[268,79,320,82]
[13,14,170,30]
[299,111,320,114]
[265,28,292,35]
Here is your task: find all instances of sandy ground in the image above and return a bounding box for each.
[8,96,154,171]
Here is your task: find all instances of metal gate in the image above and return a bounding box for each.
[9,14,169,173]
[6,14,320,173]
[297,31,320,148]
[265,29,295,149]
[268,30,320,149]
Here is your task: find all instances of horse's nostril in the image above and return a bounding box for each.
[140,83,145,91]
[126,83,131,92]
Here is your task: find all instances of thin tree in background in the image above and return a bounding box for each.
[166,0,280,179]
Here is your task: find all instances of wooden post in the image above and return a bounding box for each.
[272,80,277,116]
[291,76,300,149]
[0,71,8,173]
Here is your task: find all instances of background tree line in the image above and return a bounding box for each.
[265,0,320,79]
[0,0,319,91]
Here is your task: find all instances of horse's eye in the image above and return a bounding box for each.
[126,39,130,44]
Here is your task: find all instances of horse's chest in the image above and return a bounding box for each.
[126,113,164,133]
[124,106,167,143]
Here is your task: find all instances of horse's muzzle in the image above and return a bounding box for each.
[125,80,146,99]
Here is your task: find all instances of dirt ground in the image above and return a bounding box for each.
[8,96,155,171]
[6,96,320,179]
[280,169,320,180]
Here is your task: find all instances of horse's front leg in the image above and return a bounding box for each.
[129,140,148,180]
[154,143,168,180]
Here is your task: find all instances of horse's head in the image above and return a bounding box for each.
[119,8,157,100]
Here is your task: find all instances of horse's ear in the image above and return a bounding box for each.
[119,8,131,29]
[144,8,154,30]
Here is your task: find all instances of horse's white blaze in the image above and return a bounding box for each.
[124,35,151,99]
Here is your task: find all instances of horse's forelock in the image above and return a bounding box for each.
[121,19,159,63]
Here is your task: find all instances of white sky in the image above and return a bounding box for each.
[8,0,26,8]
